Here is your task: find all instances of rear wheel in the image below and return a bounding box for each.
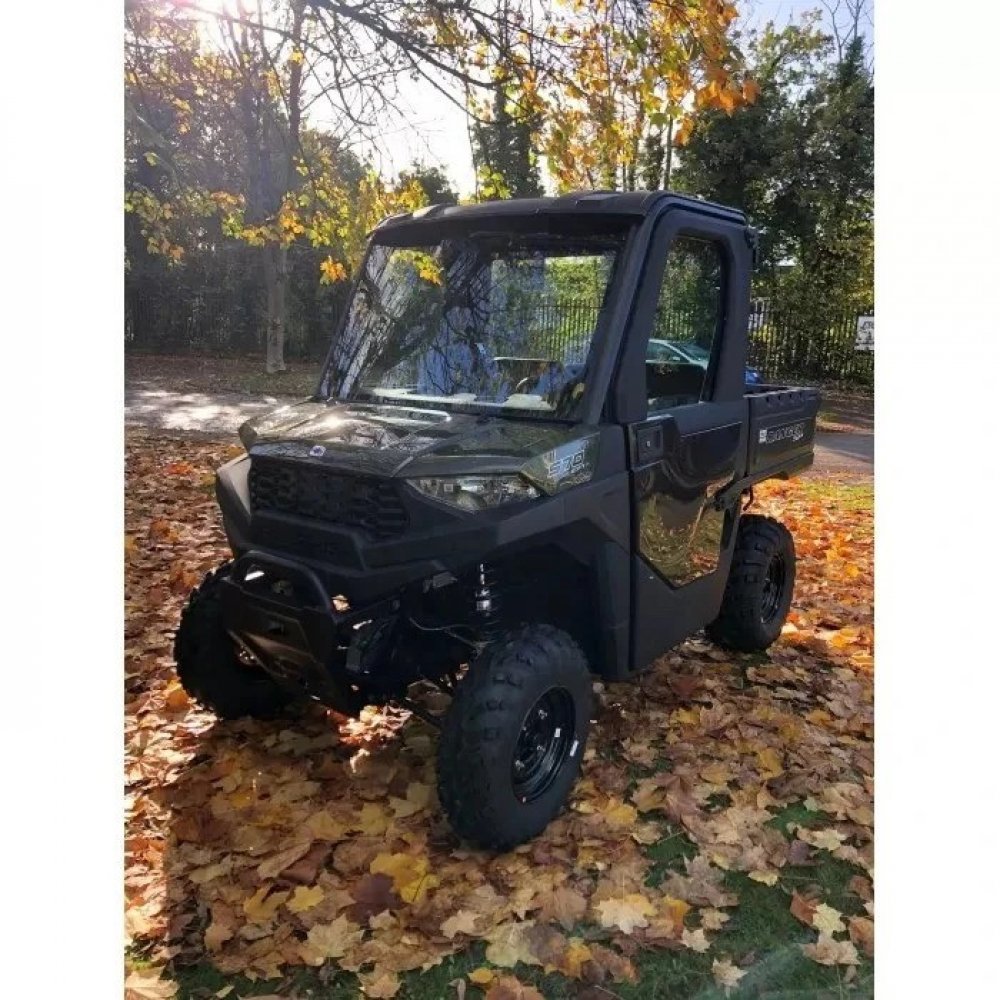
[437,625,592,850]
[707,514,796,652]
[173,564,292,720]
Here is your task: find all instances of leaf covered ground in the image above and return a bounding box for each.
[125,429,874,999]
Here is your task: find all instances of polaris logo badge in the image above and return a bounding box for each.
[759,422,806,445]
[309,444,326,458]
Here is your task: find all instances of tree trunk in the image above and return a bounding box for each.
[664,117,675,189]
[260,0,303,375]
[264,244,288,373]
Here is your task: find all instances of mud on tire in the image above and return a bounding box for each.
[437,624,592,850]
[707,513,796,652]
[173,564,292,720]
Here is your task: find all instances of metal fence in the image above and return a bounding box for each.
[125,283,339,359]
[124,282,873,388]
[532,298,875,387]
[745,301,874,387]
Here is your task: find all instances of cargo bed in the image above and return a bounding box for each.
[743,384,821,483]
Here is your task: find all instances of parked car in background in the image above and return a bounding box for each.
[648,338,763,384]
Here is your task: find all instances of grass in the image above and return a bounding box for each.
[153,734,874,998]
[795,478,873,515]
[165,827,873,1000]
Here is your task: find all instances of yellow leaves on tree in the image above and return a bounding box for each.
[542,0,751,189]
[319,257,347,285]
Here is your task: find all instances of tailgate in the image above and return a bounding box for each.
[746,386,821,477]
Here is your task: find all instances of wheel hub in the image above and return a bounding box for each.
[761,553,787,624]
[511,688,574,802]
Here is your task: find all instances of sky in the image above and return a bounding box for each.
[328,1,871,199]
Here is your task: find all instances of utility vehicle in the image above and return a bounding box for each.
[174,191,819,849]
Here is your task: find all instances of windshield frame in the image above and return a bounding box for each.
[316,219,637,423]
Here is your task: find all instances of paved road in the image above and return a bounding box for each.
[125,385,285,436]
[811,431,873,473]
[125,386,873,474]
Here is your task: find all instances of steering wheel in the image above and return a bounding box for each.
[514,362,565,397]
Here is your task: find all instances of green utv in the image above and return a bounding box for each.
[174,191,819,849]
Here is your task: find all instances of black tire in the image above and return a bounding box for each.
[707,514,796,652]
[437,625,592,850]
[173,564,292,720]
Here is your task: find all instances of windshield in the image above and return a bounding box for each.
[319,230,627,418]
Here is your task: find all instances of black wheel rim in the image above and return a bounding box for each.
[511,688,575,803]
[761,552,787,624]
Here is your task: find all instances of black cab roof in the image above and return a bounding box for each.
[374,190,747,235]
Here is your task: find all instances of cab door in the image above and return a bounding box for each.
[611,208,753,670]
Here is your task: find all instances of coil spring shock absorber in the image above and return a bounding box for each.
[474,562,502,644]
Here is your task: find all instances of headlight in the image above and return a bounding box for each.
[408,475,540,511]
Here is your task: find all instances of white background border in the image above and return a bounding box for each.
[4,0,1000,993]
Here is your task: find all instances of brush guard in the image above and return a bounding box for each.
[218,551,396,713]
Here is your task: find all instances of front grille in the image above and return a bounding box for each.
[249,459,408,540]
[251,517,361,567]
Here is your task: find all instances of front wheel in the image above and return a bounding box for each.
[173,564,293,720]
[437,625,592,850]
[707,514,796,652]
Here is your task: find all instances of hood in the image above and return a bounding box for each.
[240,399,592,479]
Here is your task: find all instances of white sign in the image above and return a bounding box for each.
[855,315,874,352]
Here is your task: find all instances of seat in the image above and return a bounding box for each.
[645,361,705,409]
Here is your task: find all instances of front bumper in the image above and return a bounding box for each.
[218,550,401,711]
[219,551,343,672]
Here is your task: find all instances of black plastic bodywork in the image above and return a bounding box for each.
[214,191,819,702]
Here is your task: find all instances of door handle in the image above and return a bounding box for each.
[635,425,663,460]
